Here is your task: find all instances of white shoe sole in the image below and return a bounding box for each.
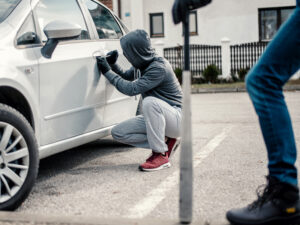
[139,162,171,172]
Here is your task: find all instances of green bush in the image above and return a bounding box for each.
[174,68,183,84]
[192,76,205,84]
[238,68,249,81]
[203,64,220,83]
[231,73,239,82]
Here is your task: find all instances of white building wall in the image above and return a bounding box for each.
[130,0,144,29]
[118,0,296,50]
[112,0,118,16]
[195,0,296,45]
[120,0,132,29]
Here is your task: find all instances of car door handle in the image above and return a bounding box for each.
[92,51,102,59]
[92,49,109,59]
[25,67,34,75]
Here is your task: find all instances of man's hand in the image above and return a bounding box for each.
[106,50,119,65]
[97,56,111,74]
[172,0,212,24]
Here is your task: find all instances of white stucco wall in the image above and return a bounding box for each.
[118,0,296,50]
[112,0,118,16]
[120,0,132,28]
[195,0,296,45]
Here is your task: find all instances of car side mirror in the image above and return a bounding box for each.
[41,20,82,59]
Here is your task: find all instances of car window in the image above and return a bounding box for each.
[34,0,90,42]
[85,0,123,39]
[0,0,21,23]
[16,13,40,46]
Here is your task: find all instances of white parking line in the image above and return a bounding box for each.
[126,126,233,219]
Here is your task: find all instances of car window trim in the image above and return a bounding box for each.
[82,0,124,40]
[77,0,98,40]
[15,0,121,49]
[14,11,43,49]
[113,13,129,34]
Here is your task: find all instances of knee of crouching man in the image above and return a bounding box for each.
[111,126,122,140]
[142,97,157,112]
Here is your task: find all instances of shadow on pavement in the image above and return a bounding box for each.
[37,137,134,181]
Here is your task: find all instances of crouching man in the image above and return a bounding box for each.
[97,29,182,172]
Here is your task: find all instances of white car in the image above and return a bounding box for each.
[0,0,139,210]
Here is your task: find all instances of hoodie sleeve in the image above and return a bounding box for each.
[103,66,165,96]
[110,64,135,81]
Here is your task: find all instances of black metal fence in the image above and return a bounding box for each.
[230,42,269,76]
[164,44,222,76]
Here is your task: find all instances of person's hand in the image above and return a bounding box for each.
[172,0,212,24]
[96,56,111,74]
[106,50,119,65]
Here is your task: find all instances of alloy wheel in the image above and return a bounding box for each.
[0,122,29,203]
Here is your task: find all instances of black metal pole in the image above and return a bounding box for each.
[184,17,190,71]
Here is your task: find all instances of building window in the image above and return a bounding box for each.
[182,11,198,36]
[259,6,295,41]
[150,13,164,38]
[189,11,198,35]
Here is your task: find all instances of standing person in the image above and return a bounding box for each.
[172,0,300,224]
[226,2,300,225]
[97,29,182,172]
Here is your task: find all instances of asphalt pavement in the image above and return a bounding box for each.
[4,92,300,225]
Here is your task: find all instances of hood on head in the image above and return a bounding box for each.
[120,29,156,69]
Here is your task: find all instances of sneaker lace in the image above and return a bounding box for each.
[248,178,281,211]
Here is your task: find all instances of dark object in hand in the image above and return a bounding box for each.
[96,56,111,74]
[106,50,119,65]
[172,0,212,24]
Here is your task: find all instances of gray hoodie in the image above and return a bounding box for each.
[103,29,183,108]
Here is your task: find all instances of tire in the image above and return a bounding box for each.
[0,103,39,210]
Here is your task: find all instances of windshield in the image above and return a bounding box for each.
[0,0,21,23]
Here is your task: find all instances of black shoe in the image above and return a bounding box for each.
[226,176,300,225]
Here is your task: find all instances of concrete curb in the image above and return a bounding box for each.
[0,212,206,225]
[191,85,300,94]
[192,87,246,94]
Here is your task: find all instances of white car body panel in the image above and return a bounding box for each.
[0,23,41,143]
[33,41,108,145]
[101,39,139,127]
[0,0,140,159]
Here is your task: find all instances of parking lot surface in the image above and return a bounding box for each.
[14,92,300,225]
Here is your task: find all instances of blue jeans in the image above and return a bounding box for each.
[246,2,300,186]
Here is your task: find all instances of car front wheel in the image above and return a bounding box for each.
[0,104,39,210]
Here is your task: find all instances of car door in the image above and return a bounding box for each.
[32,0,107,146]
[83,0,140,127]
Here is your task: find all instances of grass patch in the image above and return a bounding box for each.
[286,79,300,85]
[192,79,300,89]
[192,82,245,89]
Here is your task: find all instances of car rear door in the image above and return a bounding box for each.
[82,0,140,127]
[32,0,107,146]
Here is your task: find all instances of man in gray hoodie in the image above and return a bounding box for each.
[97,29,182,172]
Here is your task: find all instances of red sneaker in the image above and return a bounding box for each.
[166,138,180,158]
[139,152,171,172]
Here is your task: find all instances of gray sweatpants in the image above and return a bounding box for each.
[111,96,182,153]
